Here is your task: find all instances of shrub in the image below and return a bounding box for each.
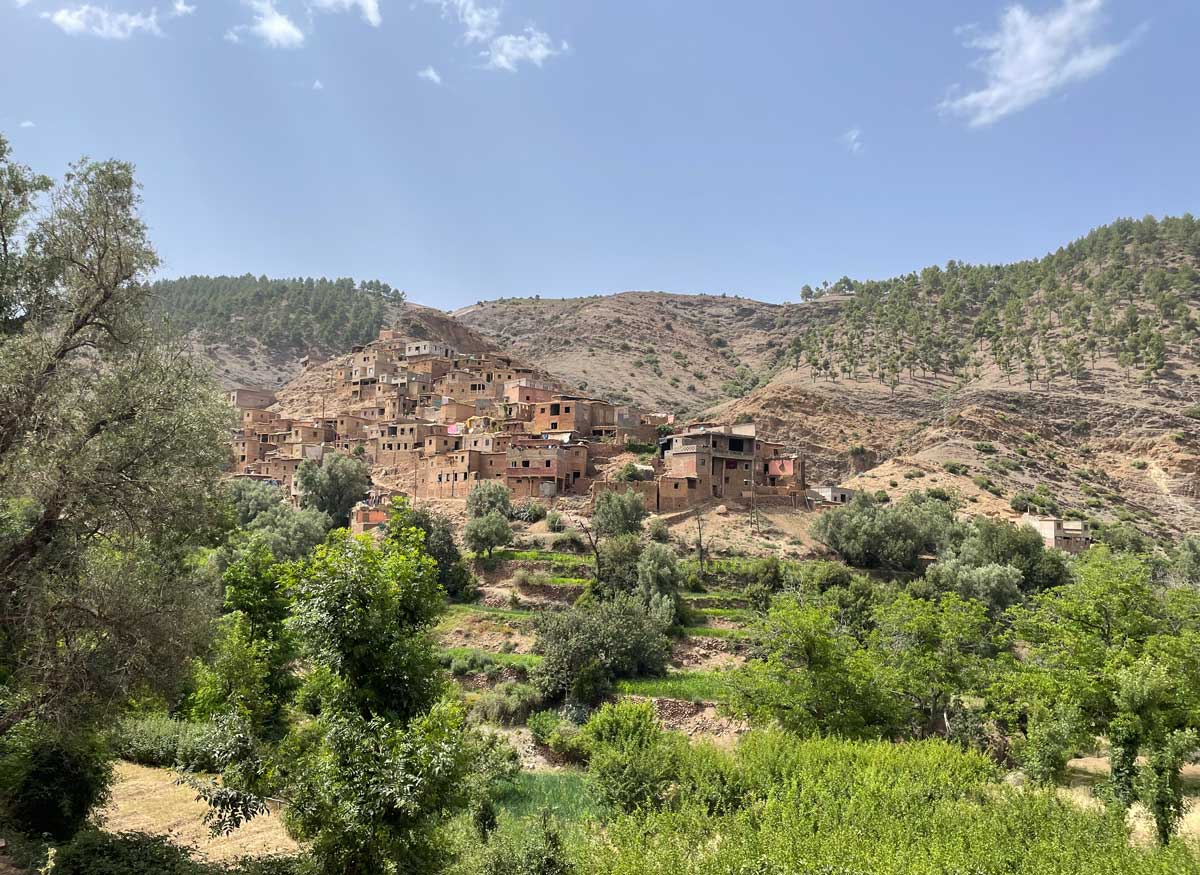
[646,517,670,542]
[812,492,961,571]
[533,596,671,705]
[552,530,586,553]
[612,462,648,482]
[593,489,648,537]
[467,481,514,519]
[112,715,223,772]
[1009,490,1060,516]
[973,441,996,454]
[942,461,969,475]
[0,730,112,840]
[471,681,543,725]
[580,701,684,812]
[546,511,567,533]
[513,500,548,523]
[50,830,214,875]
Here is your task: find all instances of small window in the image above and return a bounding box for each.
[545,460,551,467]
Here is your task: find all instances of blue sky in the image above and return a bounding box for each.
[3,0,1198,309]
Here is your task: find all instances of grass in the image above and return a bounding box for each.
[681,589,749,606]
[681,624,753,641]
[436,603,533,633]
[489,549,593,568]
[546,575,590,587]
[495,770,605,823]
[614,670,729,703]
[440,646,543,669]
[694,606,756,623]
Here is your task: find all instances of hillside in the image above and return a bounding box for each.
[451,216,1200,539]
[153,274,501,389]
[197,215,1200,539]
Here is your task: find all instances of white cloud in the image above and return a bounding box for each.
[434,0,499,43]
[940,0,1140,127]
[841,127,863,155]
[485,26,560,72]
[19,120,36,128]
[417,65,442,85]
[227,0,303,48]
[312,0,380,28]
[43,4,161,38]
[15,0,36,8]
[171,0,195,16]
[312,78,324,90]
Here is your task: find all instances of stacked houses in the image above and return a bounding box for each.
[226,328,665,505]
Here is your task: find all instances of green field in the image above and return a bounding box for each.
[614,671,728,703]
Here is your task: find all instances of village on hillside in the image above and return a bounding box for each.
[228,325,1091,553]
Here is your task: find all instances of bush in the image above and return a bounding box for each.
[552,529,586,553]
[50,830,214,875]
[0,730,112,841]
[546,511,567,533]
[942,461,969,475]
[467,481,514,519]
[471,681,543,725]
[593,489,648,537]
[112,715,223,772]
[513,500,548,523]
[812,492,961,571]
[533,596,671,705]
[646,517,670,543]
[388,500,477,601]
[580,701,684,812]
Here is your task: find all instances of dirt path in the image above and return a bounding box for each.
[100,762,298,862]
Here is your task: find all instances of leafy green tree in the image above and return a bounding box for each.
[266,530,478,873]
[466,480,513,519]
[387,497,476,601]
[0,135,228,796]
[1005,547,1200,841]
[635,541,685,623]
[532,596,671,705]
[296,453,370,528]
[464,511,512,559]
[727,597,897,738]
[593,488,648,538]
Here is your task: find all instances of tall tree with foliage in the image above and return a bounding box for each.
[296,452,370,528]
[0,134,230,837]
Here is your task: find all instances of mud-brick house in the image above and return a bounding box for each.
[660,423,762,500]
[504,380,557,405]
[811,484,856,505]
[253,456,305,501]
[434,369,499,402]
[406,341,455,360]
[231,433,267,469]
[1021,514,1093,553]
[228,388,277,410]
[531,396,616,439]
[415,450,507,499]
[505,439,589,498]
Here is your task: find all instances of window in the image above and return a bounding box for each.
[550,421,558,430]
[550,403,561,415]
[522,460,530,468]
[545,460,551,467]
[564,405,571,413]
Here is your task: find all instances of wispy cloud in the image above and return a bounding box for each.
[312,0,380,28]
[430,0,563,72]
[485,25,561,72]
[841,127,863,155]
[417,65,442,85]
[170,0,195,16]
[42,4,161,38]
[227,0,304,48]
[19,120,36,128]
[312,78,324,90]
[434,0,499,44]
[940,0,1141,127]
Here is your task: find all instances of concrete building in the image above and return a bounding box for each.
[1021,514,1093,553]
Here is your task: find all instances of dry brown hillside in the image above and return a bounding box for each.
[455,292,846,413]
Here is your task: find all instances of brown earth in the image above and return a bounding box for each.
[99,762,298,861]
